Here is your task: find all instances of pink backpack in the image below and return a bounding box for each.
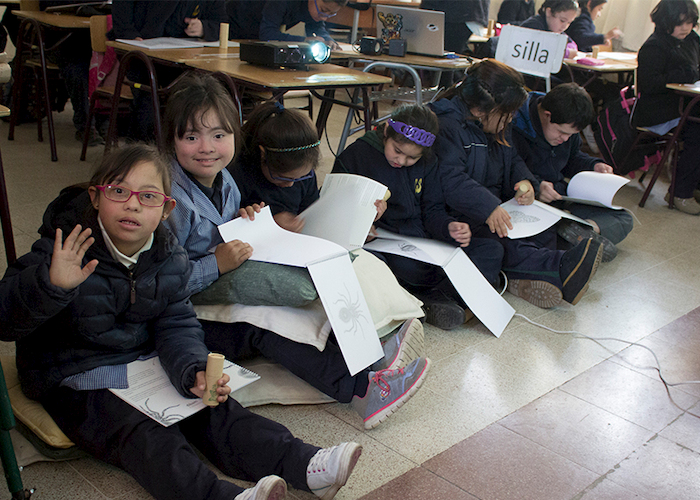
[88,15,119,109]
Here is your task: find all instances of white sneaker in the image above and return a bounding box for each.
[235,475,287,500]
[307,442,362,500]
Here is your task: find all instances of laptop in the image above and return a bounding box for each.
[375,4,446,57]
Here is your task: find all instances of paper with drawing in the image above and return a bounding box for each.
[561,171,630,209]
[217,207,382,375]
[110,356,259,427]
[364,230,514,337]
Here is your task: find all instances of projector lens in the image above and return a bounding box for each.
[310,42,330,63]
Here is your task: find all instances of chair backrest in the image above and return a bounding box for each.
[90,15,108,53]
[19,0,40,11]
[495,24,568,92]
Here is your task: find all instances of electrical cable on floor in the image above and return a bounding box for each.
[515,312,700,420]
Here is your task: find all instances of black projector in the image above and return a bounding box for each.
[239,41,330,69]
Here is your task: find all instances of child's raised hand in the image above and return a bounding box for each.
[215,240,253,274]
[49,225,99,290]
[448,221,472,247]
[190,371,231,403]
[273,211,305,233]
[374,199,387,221]
[514,180,534,205]
[238,202,266,221]
[486,206,513,238]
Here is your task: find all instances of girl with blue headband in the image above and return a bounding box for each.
[333,104,505,330]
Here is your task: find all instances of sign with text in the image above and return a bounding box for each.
[495,25,568,78]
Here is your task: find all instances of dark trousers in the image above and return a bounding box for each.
[554,202,634,245]
[41,387,319,500]
[201,321,370,403]
[475,226,564,287]
[675,121,700,198]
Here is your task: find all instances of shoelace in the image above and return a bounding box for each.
[371,366,405,393]
[308,447,333,474]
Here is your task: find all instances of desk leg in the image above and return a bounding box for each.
[315,89,336,137]
[0,149,16,265]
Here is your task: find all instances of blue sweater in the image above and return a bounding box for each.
[566,10,605,53]
[259,0,332,42]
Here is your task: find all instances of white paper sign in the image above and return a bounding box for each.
[300,174,388,250]
[364,230,514,337]
[110,357,259,427]
[217,207,382,374]
[495,25,568,77]
[562,171,630,209]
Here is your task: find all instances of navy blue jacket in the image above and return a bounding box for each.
[497,0,535,26]
[259,0,332,42]
[229,158,320,216]
[0,187,209,400]
[512,92,598,194]
[332,129,457,242]
[112,0,227,41]
[634,28,700,127]
[566,10,605,53]
[429,96,539,227]
[421,0,489,27]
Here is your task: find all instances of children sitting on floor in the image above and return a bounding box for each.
[428,59,603,309]
[511,83,634,262]
[331,104,504,330]
[161,74,430,430]
[0,143,362,500]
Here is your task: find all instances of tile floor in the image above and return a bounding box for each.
[1,93,699,500]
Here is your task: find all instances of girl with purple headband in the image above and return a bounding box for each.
[333,105,505,330]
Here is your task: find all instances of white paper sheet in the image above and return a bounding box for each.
[217,206,382,373]
[500,199,561,239]
[300,174,388,250]
[308,255,383,375]
[364,229,514,337]
[218,207,346,267]
[110,357,259,427]
[562,171,630,209]
[116,38,239,50]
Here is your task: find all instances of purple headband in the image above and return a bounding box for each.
[388,119,436,148]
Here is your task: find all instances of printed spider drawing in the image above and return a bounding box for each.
[334,284,370,338]
[508,211,540,223]
[140,398,185,426]
[398,242,418,257]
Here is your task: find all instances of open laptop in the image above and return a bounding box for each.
[375,4,446,57]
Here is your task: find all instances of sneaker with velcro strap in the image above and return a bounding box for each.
[557,220,618,262]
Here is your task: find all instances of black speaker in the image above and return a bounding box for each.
[359,37,383,55]
[388,39,407,57]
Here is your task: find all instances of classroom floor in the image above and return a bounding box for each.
[1,94,699,500]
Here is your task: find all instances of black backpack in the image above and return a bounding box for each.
[592,86,658,175]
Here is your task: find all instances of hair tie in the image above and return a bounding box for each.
[265,139,321,153]
[387,119,435,147]
[274,101,285,114]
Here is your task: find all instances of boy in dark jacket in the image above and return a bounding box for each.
[258,0,346,50]
[512,83,634,262]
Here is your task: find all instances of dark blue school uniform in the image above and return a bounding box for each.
[259,0,332,43]
[512,92,634,245]
[333,129,504,291]
[566,9,605,53]
[429,96,566,288]
[497,0,535,26]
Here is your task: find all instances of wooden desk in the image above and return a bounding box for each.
[107,40,236,65]
[565,53,637,89]
[13,9,90,29]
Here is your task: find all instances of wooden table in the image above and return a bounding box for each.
[107,40,237,65]
[13,9,90,29]
[565,52,637,89]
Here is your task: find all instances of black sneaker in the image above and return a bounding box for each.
[559,238,603,305]
[557,220,617,262]
[423,300,466,330]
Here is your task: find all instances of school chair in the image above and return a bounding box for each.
[80,15,132,161]
[626,85,700,208]
[8,16,63,162]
